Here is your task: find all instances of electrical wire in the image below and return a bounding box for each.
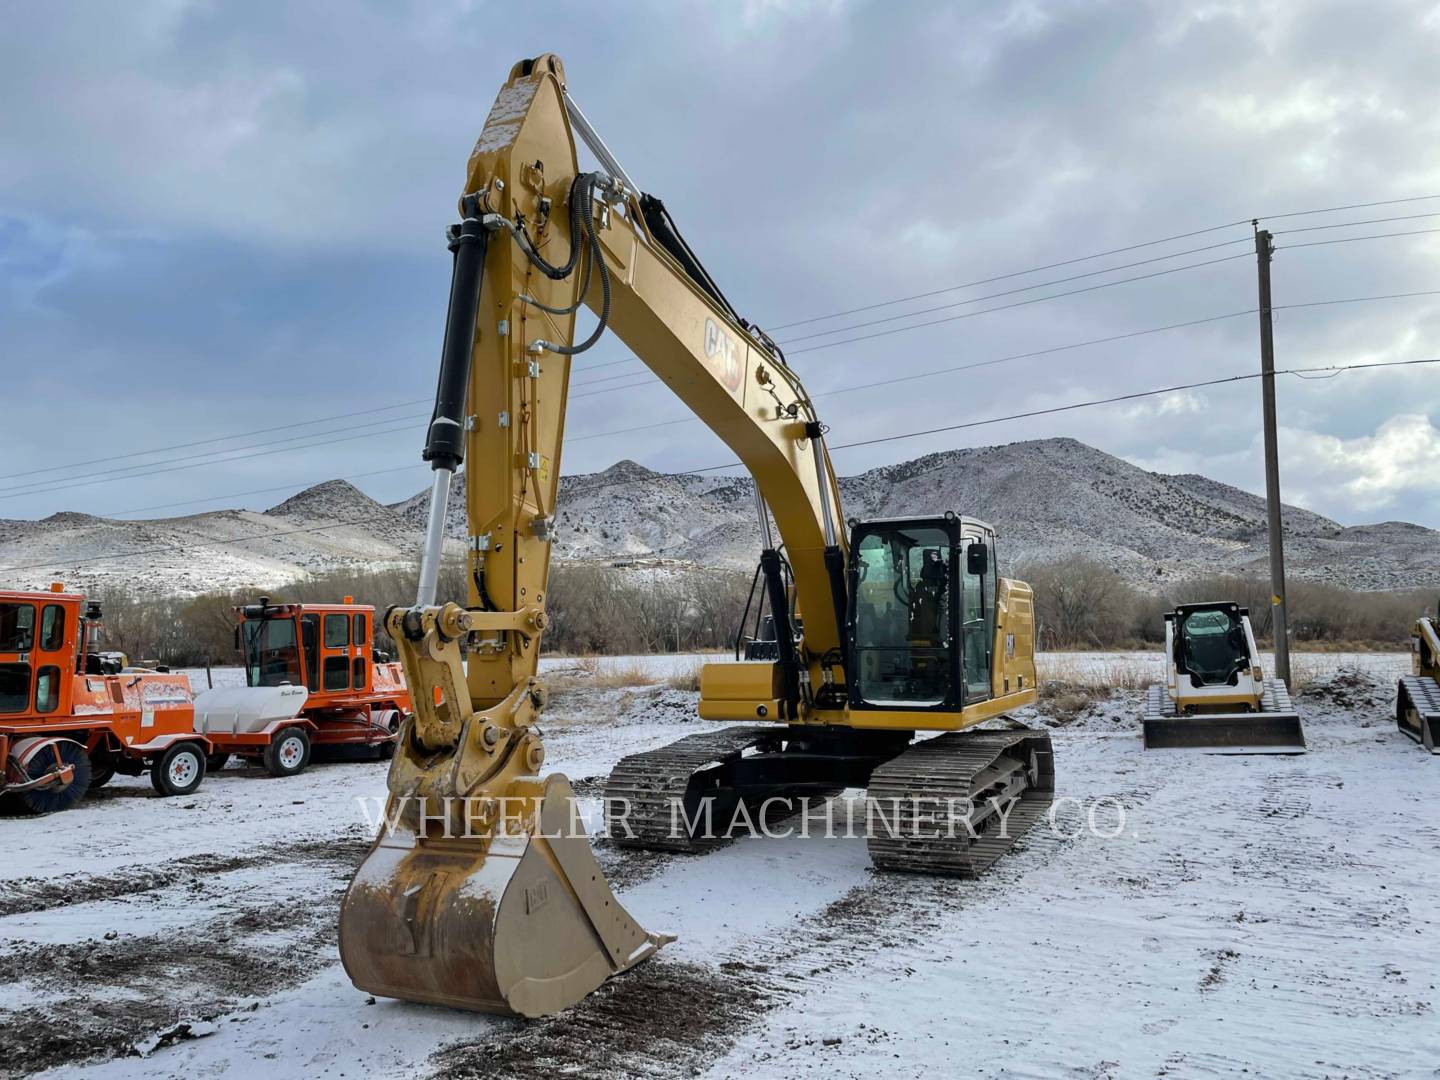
[0,398,431,484]
[775,238,1255,345]
[0,416,427,504]
[7,355,1434,575]
[1278,227,1440,251]
[1270,210,1440,235]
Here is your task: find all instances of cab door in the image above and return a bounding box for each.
[350,611,369,692]
[0,600,37,719]
[320,613,352,696]
[961,530,994,703]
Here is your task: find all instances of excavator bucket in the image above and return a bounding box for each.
[1142,683,1307,754]
[339,773,670,1017]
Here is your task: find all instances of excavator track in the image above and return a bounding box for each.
[606,726,780,853]
[1396,675,1440,753]
[866,728,1055,878]
[605,724,907,853]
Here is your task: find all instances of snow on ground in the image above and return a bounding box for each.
[2,654,1435,1079]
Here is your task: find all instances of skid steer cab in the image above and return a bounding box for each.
[0,586,228,813]
[224,597,411,775]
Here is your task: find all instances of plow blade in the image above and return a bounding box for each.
[1142,684,1306,754]
[1396,676,1440,753]
[338,774,670,1018]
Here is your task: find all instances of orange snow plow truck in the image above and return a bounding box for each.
[0,585,308,812]
[223,596,411,773]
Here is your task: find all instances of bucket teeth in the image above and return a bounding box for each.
[339,774,670,1018]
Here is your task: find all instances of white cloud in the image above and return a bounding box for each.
[1281,413,1440,514]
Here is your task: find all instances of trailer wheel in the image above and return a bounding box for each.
[8,738,92,814]
[263,727,311,778]
[151,742,207,797]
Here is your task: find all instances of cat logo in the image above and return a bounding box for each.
[703,318,744,392]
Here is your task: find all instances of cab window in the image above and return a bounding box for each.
[353,613,367,649]
[0,664,31,713]
[0,603,36,652]
[324,614,349,649]
[850,525,953,707]
[40,605,65,651]
[35,666,60,712]
[324,655,351,691]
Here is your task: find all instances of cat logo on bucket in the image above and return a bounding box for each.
[703,318,744,392]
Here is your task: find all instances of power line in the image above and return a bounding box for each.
[1271,210,1440,235]
[1256,193,1440,222]
[764,193,1440,333]
[1279,226,1440,251]
[0,398,431,484]
[554,288,1440,444]
[768,221,1252,331]
[566,306,1260,444]
[787,252,1254,356]
[8,355,1433,575]
[100,464,426,519]
[775,237,1254,345]
[14,195,1440,503]
[0,412,430,500]
[0,416,426,504]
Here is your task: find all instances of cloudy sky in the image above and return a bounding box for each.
[3,0,1439,531]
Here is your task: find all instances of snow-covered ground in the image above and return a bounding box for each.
[2,654,1435,1078]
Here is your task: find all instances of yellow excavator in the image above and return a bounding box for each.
[1396,614,1439,752]
[339,54,1053,1019]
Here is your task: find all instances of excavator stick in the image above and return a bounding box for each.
[1142,682,1307,753]
[338,606,670,1017]
[340,773,669,1017]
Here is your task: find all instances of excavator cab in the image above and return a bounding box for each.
[848,517,996,711]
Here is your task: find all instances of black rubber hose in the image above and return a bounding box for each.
[515,174,586,281]
[543,175,611,356]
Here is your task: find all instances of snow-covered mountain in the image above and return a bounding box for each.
[2,438,1436,596]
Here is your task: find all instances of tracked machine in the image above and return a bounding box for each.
[339,54,1053,1019]
[1142,602,1305,753]
[1395,613,1439,752]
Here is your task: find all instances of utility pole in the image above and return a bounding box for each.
[1253,225,1291,688]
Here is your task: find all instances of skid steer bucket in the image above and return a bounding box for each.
[1142,683,1307,754]
[339,773,670,1017]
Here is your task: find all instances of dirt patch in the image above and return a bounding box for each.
[0,896,339,1078]
[0,851,364,1079]
[1297,668,1393,713]
[1199,948,1240,992]
[0,834,370,917]
[430,959,775,1080]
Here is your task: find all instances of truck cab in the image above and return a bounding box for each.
[234,597,409,755]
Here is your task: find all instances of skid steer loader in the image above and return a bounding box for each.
[1395,614,1439,753]
[1142,602,1305,753]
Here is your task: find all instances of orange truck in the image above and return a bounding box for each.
[221,597,409,775]
[0,585,303,812]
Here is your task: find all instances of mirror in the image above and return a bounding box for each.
[966,542,989,576]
